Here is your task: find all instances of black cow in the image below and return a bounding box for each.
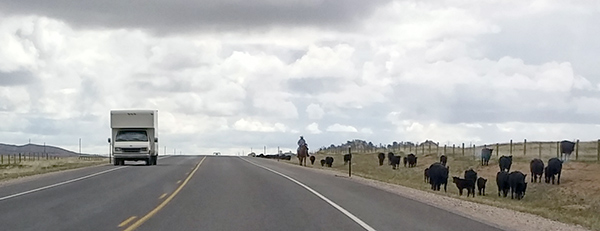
[464,169,477,195]
[390,156,401,169]
[388,152,395,165]
[560,140,575,161]
[320,159,325,166]
[428,163,449,192]
[343,154,351,165]
[481,148,493,166]
[499,155,512,172]
[508,171,527,200]
[496,171,510,197]
[452,177,475,197]
[530,158,544,183]
[406,154,417,168]
[377,153,385,166]
[403,156,408,167]
[325,157,334,167]
[424,168,429,183]
[477,177,487,196]
[545,157,563,185]
[440,155,447,166]
[309,156,316,165]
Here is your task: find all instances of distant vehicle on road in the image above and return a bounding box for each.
[213,152,221,155]
[109,110,158,166]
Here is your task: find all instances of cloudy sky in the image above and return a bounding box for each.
[0,0,598,155]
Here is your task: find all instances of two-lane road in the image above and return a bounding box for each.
[0,156,504,231]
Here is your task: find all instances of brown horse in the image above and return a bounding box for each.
[297,145,308,166]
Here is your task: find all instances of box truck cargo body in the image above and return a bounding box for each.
[110,110,158,165]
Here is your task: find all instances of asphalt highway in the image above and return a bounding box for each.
[0,156,505,231]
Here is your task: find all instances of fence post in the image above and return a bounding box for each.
[1,155,3,164]
[510,139,513,155]
[523,139,527,156]
[538,142,542,158]
[444,145,447,155]
[556,141,560,158]
[452,144,455,155]
[428,142,431,155]
[462,143,465,156]
[575,139,579,160]
[19,153,21,163]
[436,142,439,156]
[496,143,499,157]
[422,143,425,155]
[348,147,352,177]
[597,139,600,162]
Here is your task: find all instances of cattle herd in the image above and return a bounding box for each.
[331,140,570,201]
[259,140,574,201]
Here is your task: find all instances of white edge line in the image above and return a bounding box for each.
[0,166,127,201]
[240,157,377,231]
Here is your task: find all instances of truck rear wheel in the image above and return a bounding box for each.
[151,156,157,165]
[114,158,120,166]
[146,158,151,166]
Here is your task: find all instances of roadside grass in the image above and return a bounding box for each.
[0,157,107,182]
[279,140,600,231]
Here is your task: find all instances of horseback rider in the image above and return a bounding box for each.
[297,136,308,152]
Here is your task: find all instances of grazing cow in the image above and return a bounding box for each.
[343,154,352,165]
[309,156,316,165]
[545,157,563,185]
[424,168,430,183]
[477,177,487,196]
[496,171,510,197]
[320,159,326,166]
[499,155,512,172]
[464,169,478,195]
[403,157,408,167]
[428,163,449,192]
[508,171,527,200]
[481,148,493,166]
[377,153,385,166]
[390,156,401,169]
[387,152,395,165]
[325,157,334,167]
[530,158,544,183]
[406,154,417,168]
[440,155,448,166]
[452,177,475,197]
[560,140,575,161]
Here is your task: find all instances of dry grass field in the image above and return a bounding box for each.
[0,156,107,182]
[280,140,600,231]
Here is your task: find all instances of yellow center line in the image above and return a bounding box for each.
[177,180,182,184]
[159,193,167,199]
[118,216,137,227]
[124,156,206,231]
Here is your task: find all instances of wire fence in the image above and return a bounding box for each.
[0,153,106,165]
[321,139,600,162]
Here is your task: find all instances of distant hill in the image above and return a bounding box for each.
[0,143,82,156]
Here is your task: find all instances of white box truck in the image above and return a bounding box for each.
[109,110,158,166]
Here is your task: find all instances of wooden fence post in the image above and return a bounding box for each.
[444,145,447,155]
[575,139,579,160]
[510,139,513,155]
[462,143,465,156]
[538,142,542,158]
[452,144,455,155]
[556,141,560,158]
[597,139,600,162]
[523,139,527,156]
[496,143,499,157]
[436,142,439,155]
